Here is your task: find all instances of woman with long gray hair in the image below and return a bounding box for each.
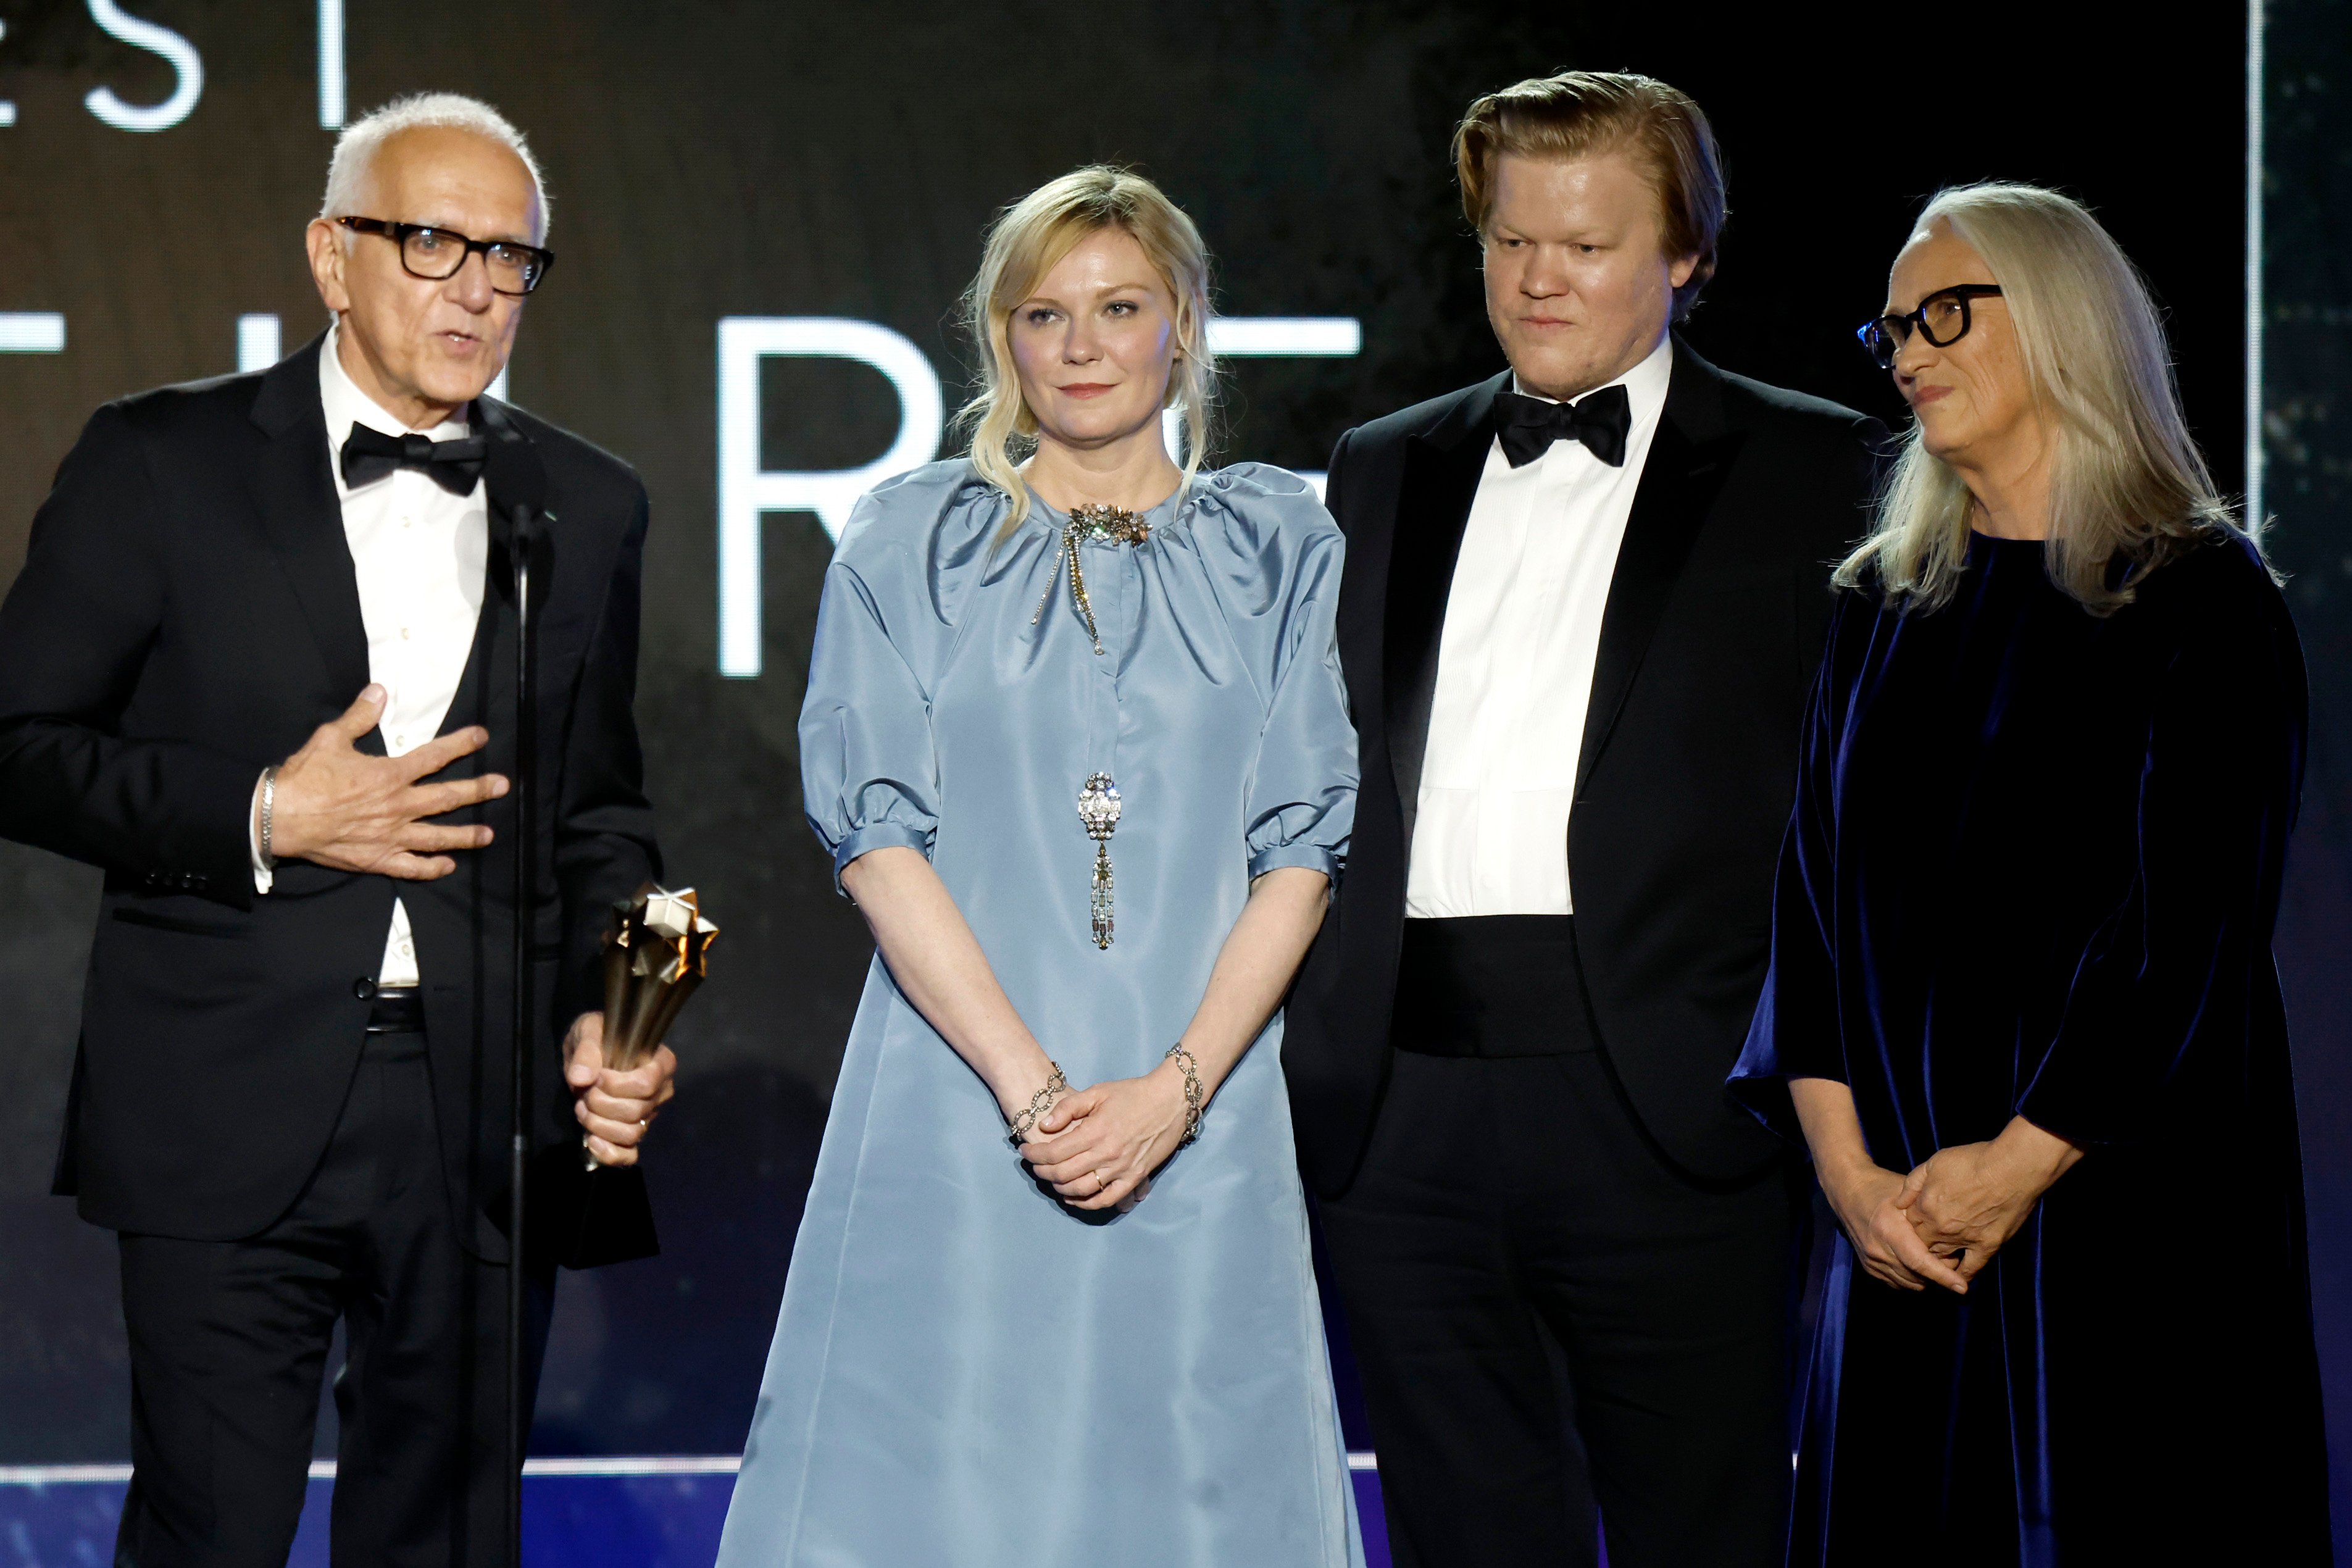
[1729,183,2328,1561]
[713,166,1364,1566]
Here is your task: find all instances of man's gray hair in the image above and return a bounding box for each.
[320,93,550,239]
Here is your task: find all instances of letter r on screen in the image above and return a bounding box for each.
[717,317,944,678]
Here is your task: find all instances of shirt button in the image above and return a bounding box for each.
[399,627,411,640]
[393,733,407,748]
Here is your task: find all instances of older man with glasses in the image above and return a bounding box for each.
[0,93,669,1566]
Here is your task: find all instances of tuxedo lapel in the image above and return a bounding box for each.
[247,333,372,708]
[1574,342,1745,796]
[1382,373,1506,851]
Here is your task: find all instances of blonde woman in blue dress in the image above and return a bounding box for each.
[714,166,1366,1567]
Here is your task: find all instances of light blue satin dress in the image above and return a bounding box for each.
[715,461,1366,1568]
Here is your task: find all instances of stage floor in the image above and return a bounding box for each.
[0,1457,1395,1567]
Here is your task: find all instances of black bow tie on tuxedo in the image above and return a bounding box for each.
[1494,383,1632,469]
[338,424,489,495]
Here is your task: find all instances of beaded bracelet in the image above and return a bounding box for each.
[1006,1063,1069,1148]
[1166,1044,1204,1146]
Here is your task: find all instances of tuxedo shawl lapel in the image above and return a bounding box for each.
[1574,341,1745,797]
[1382,372,1508,852]
[247,332,372,708]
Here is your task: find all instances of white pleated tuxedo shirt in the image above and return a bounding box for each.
[251,323,490,986]
[1403,335,1672,919]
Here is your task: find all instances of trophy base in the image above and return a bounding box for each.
[536,1148,661,1270]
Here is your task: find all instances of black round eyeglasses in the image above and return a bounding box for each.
[1857,285,2003,369]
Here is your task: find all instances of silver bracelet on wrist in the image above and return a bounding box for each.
[259,765,279,870]
[1166,1044,1204,1146]
[1006,1062,1069,1148]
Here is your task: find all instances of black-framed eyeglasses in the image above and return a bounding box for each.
[1856,285,2003,369]
[337,217,556,296]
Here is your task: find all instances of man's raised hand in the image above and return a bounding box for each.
[269,685,509,880]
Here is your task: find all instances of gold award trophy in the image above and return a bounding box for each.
[590,883,718,1169]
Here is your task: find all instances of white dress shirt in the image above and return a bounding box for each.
[1403,335,1673,919]
[252,323,490,986]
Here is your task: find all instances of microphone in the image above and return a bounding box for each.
[482,425,548,580]
[480,411,546,1567]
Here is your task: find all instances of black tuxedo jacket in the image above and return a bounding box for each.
[0,333,661,1256]
[1287,340,1885,1195]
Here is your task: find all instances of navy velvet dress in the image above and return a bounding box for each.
[1729,529,2330,1565]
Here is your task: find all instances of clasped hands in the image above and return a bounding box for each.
[1012,1056,1193,1212]
[1824,1116,2083,1295]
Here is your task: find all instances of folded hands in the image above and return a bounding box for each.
[1011,1057,1194,1213]
[1823,1115,2083,1295]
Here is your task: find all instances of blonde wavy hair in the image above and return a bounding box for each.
[1837,182,2243,615]
[956,167,1217,535]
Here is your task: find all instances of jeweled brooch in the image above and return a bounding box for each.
[1031,503,1151,656]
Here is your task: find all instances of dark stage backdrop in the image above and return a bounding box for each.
[2265,0,2352,1547]
[0,0,2337,1544]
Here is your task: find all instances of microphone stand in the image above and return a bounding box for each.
[505,499,540,1568]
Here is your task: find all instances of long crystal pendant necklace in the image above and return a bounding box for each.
[1077,772,1122,949]
[1035,502,1151,948]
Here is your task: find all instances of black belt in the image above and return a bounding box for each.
[1391,915,1596,1057]
[365,986,425,1035]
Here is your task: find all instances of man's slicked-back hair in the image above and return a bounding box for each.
[1454,71,1727,320]
[320,93,550,240]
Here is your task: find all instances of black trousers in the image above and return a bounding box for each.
[1321,1047,1803,1568]
[113,1020,556,1568]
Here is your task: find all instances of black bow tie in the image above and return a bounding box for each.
[1495,383,1632,469]
[339,424,488,496]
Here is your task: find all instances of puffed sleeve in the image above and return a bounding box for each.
[1238,492,1357,883]
[1727,594,1859,1139]
[797,493,948,895]
[2015,546,2306,1146]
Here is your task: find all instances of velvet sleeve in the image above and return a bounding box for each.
[2015,567,2306,1147]
[1727,596,1856,1140]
